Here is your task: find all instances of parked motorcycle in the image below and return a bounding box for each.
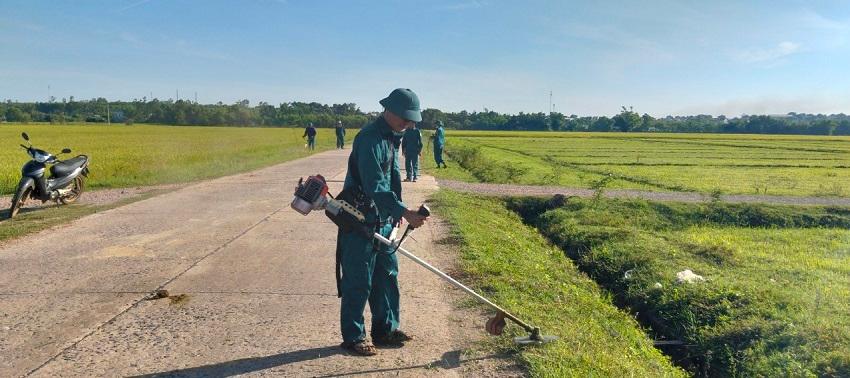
[7,132,90,218]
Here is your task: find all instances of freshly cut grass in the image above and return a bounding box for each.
[509,196,850,376]
[0,123,348,195]
[431,131,850,197]
[433,190,685,377]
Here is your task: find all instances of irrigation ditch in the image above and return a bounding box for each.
[501,195,850,376]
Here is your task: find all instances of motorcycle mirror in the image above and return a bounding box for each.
[62,148,72,154]
[21,132,29,141]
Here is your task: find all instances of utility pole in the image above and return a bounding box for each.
[176,89,179,101]
[194,91,198,103]
[48,85,51,102]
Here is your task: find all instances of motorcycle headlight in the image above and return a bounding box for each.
[33,151,50,163]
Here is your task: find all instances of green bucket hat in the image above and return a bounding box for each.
[379,88,422,122]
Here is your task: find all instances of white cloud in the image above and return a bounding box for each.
[672,94,850,117]
[116,0,154,13]
[437,0,487,11]
[735,41,801,63]
[800,8,850,31]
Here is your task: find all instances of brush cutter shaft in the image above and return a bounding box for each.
[372,233,534,333]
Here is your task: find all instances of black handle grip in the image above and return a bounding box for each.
[417,204,431,217]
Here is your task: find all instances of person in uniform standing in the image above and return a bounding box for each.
[335,120,346,149]
[433,120,447,168]
[336,88,428,356]
[401,123,423,182]
[303,122,317,151]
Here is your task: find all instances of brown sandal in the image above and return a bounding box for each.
[341,340,377,356]
[372,329,414,346]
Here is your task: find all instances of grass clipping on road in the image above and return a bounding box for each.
[432,190,685,377]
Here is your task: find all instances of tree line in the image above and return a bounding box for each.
[3,98,850,135]
[0,98,369,128]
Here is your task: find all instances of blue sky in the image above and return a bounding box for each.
[2,0,849,117]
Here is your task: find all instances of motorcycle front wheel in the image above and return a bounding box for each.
[9,185,32,219]
[60,176,85,204]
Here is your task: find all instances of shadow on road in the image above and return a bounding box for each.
[132,348,511,377]
[131,345,342,377]
[313,350,511,378]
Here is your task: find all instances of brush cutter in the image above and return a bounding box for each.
[292,174,557,345]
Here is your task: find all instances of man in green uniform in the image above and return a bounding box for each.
[401,123,423,182]
[335,120,346,149]
[303,122,317,150]
[433,120,447,168]
[337,88,428,356]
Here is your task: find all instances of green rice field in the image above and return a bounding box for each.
[432,131,850,197]
[0,123,347,195]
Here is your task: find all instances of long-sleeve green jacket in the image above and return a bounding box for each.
[401,127,423,155]
[343,116,406,224]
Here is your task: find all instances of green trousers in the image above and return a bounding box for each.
[405,153,420,180]
[338,223,400,343]
[433,144,445,165]
[307,136,316,150]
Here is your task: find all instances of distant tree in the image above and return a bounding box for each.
[550,112,566,131]
[809,120,836,135]
[5,107,30,123]
[612,106,641,132]
[590,116,613,132]
[834,120,850,135]
[638,113,654,131]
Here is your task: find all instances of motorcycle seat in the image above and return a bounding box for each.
[51,155,88,178]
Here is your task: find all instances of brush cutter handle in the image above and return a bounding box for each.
[405,205,430,230]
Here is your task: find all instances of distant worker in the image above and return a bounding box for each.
[433,120,447,168]
[303,122,317,150]
[335,120,346,149]
[401,123,423,182]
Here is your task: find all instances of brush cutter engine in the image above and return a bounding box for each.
[291,175,367,234]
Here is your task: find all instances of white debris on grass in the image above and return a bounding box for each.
[653,282,663,289]
[675,269,705,284]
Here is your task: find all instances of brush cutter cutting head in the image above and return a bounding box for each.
[486,312,558,345]
[514,327,559,345]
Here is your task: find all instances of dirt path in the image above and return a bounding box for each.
[439,179,850,207]
[0,149,519,377]
[0,184,184,211]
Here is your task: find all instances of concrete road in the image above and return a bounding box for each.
[0,148,517,377]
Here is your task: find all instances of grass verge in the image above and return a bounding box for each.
[0,189,173,243]
[507,196,850,376]
[432,190,685,377]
